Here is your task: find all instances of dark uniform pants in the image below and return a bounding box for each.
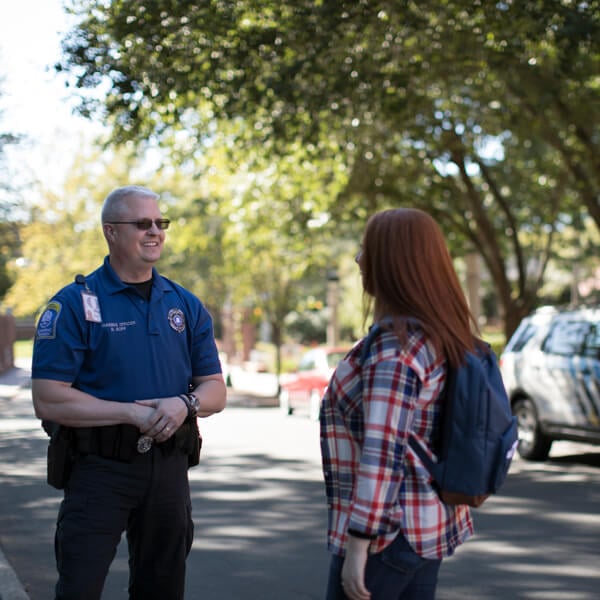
[54,447,193,600]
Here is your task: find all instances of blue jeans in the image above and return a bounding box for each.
[325,532,442,600]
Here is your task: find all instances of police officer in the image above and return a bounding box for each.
[31,185,227,600]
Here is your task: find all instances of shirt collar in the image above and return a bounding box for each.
[99,255,168,297]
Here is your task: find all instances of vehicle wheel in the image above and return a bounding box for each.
[309,390,321,422]
[513,397,552,461]
[279,389,292,416]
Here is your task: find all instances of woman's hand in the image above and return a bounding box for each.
[341,535,371,600]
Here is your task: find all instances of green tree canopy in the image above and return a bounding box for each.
[3,146,167,317]
[0,80,24,302]
[58,0,600,337]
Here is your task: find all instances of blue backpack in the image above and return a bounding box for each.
[361,322,519,508]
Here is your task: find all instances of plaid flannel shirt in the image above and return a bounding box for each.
[320,326,473,559]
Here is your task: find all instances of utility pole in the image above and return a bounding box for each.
[326,269,340,346]
[465,252,481,325]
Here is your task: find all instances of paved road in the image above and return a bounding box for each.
[1,361,600,599]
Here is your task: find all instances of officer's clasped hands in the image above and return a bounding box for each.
[136,396,188,442]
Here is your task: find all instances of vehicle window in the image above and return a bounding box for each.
[542,320,591,356]
[508,322,538,352]
[583,323,600,358]
[298,353,317,371]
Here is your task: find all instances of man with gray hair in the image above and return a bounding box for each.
[32,185,226,599]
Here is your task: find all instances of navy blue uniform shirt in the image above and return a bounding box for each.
[32,256,221,401]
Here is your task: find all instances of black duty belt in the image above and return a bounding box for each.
[71,422,195,462]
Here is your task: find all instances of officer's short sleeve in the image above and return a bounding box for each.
[31,292,87,383]
[190,304,222,377]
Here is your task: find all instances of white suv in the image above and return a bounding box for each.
[500,306,600,460]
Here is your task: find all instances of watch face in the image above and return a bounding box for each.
[189,394,200,412]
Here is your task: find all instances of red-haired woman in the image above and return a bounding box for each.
[321,208,480,600]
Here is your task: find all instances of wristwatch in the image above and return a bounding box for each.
[186,392,200,417]
[178,392,200,419]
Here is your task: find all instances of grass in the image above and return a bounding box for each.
[14,339,33,359]
[13,329,507,365]
[481,330,506,357]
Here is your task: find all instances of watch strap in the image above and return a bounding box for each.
[178,394,194,419]
[185,392,200,417]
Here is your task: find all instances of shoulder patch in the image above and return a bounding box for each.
[36,301,62,339]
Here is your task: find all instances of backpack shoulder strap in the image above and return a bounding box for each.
[407,370,451,473]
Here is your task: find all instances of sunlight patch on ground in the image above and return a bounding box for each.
[191,537,245,551]
[0,461,46,479]
[199,487,289,502]
[22,497,61,510]
[524,592,595,599]
[196,525,273,539]
[541,511,600,526]
[499,563,599,578]
[0,418,43,432]
[456,538,531,557]
[0,384,22,398]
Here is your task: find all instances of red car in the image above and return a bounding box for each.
[279,346,350,420]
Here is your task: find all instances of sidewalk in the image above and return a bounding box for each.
[0,360,32,600]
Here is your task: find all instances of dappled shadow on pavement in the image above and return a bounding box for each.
[2,365,600,599]
[1,444,329,599]
[0,380,328,599]
[184,453,328,600]
[438,453,600,600]
[548,452,600,468]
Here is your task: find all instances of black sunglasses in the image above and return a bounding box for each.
[108,218,170,231]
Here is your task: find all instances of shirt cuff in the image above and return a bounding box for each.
[347,528,377,540]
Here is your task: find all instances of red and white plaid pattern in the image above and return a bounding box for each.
[320,327,473,559]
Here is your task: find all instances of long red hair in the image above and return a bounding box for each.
[360,208,481,367]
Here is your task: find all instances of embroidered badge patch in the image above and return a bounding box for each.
[36,301,62,339]
[168,308,186,333]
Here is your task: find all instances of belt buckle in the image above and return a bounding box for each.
[136,435,153,454]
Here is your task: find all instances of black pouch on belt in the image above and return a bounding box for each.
[187,418,203,467]
[175,419,203,467]
[47,426,75,490]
